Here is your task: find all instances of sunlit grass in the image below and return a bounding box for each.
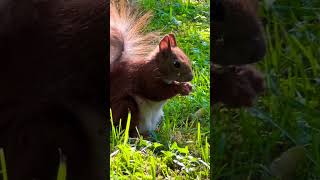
[110,111,210,179]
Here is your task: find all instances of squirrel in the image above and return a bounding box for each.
[110,0,194,135]
[212,0,266,107]
[1,0,106,179]
[213,0,266,65]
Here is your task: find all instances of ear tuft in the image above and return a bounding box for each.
[168,33,177,47]
[159,35,171,52]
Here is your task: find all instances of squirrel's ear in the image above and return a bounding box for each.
[159,35,171,52]
[168,33,177,47]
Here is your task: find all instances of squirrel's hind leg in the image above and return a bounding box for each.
[111,97,140,135]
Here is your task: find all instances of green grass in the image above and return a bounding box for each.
[110,112,210,179]
[110,0,210,179]
[0,149,8,180]
[0,148,67,180]
[213,1,320,179]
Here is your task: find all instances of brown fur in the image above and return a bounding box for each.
[0,0,106,179]
[213,0,266,65]
[110,0,193,134]
[110,38,193,134]
[213,65,265,107]
[110,0,159,64]
[212,0,266,107]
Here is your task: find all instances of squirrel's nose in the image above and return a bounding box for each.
[186,72,193,81]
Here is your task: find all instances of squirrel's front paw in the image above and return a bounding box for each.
[213,65,265,107]
[179,82,193,96]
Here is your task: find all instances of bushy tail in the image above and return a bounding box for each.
[110,0,159,65]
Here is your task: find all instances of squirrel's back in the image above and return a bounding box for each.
[110,0,159,65]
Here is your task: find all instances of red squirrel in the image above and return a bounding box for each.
[212,0,266,107]
[1,0,106,179]
[110,0,193,135]
[213,0,266,65]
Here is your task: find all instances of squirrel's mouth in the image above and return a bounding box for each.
[161,71,193,84]
[162,74,193,85]
[177,72,194,83]
[163,79,174,84]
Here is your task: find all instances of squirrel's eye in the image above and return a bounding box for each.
[173,60,180,68]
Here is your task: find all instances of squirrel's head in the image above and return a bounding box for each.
[213,0,266,65]
[155,34,193,83]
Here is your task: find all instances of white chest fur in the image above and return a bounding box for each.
[133,96,167,133]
